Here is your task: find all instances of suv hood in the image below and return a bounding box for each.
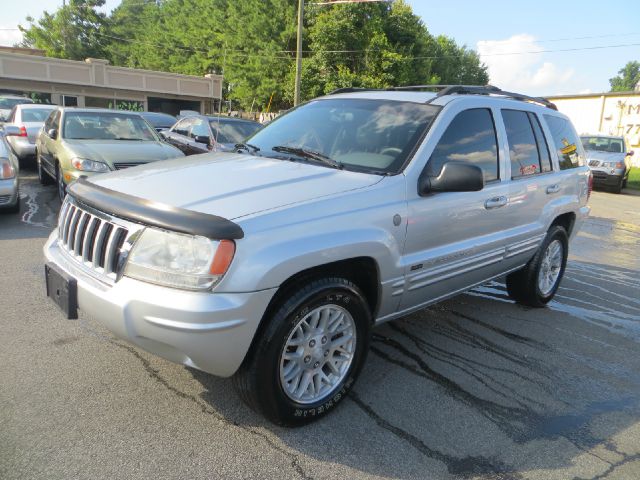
[584,150,625,163]
[63,139,182,166]
[88,152,383,220]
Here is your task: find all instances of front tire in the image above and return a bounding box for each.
[233,277,372,426]
[56,165,66,203]
[37,152,53,185]
[506,225,569,307]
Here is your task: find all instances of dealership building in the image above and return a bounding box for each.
[0,47,223,115]
[546,89,640,167]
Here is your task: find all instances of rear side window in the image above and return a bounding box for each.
[428,108,499,182]
[501,109,540,178]
[528,112,552,172]
[544,115,584,170]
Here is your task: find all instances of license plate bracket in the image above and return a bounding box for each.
[45,262,78,319]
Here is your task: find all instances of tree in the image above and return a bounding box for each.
[19,0,108,61]
[609,61,640,92]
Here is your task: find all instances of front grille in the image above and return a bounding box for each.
[0,194,11,205]
[588,160,600,167]
[57,200,129,278]
[114,162,144,170]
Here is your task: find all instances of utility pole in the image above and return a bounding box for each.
[294,0,304,106]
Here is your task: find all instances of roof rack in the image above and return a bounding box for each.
[328,84,558,110]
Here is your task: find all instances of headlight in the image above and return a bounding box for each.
[71,157,110,172]
[0,157,16,179]
[124,228,235,290]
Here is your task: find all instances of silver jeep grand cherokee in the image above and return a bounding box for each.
[44,85,591,425]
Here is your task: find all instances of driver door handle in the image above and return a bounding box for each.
[484,196,508,210]
[546,184,561,194]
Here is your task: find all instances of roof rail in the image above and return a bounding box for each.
[328,84,557,110]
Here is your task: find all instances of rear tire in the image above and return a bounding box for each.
[506,225,568,308]
[233,277,371,426]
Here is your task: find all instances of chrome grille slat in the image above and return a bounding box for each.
[57,198,131,283]
[67,209,83,250]
[62,206,76,245]
[82,216,99,262]
[104,227,126,275]
[92,221,109,269]
[74,213,90,255]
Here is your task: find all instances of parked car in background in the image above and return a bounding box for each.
[3,103,57,164]
[0,126,20,213]
[43,85,590,425]
[138,111,177,132]
[0,95,34,123]
[581,134,632,193]
[162,115,261,155]
[36,107,184,202]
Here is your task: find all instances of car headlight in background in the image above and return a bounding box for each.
[0,157,16,179]
[124,228,236,290]
[71,157,110,173]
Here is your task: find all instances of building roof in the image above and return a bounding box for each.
[546,90,640,100]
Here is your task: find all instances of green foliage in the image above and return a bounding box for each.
[609,61,640,92]
[627,167,640,190]
[19,0,108,60]
[18,0,488,110]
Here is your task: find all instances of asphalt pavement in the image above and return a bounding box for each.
[1,169,640,480]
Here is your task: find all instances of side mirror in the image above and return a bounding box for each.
[2,126,20,137]
[194,135,211,146]
[418,162,484,196]
[47,128,58,139]
[626,150,634,157]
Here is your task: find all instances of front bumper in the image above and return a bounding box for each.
[44,231,277,377]
[0,176,19,207]
[590,170,624,187]
[7,137,35,159]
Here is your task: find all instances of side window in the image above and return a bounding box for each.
[172,118,192,136]
[427,108,499,182]
[190,118,210,139]
[544,115,584,170]
[501,109,540,178]
[43,111,55,131]
[528,112,552,172]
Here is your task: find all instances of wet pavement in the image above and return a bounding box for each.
[1,170,640,480]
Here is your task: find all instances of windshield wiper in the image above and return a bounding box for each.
[114,137,144,141]
[234,142,261,154]
[271,145,343,169]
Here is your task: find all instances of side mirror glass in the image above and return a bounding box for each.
[47,128,58,139]
[418,162,485,196]
[2,125,20,137]
[194,135,211,146]
[626,150,634,157]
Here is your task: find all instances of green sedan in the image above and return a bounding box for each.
[36,108,184,202]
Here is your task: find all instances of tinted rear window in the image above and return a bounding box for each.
[544,115,584,170]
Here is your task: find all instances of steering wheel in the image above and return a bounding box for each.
[380,147,402,156]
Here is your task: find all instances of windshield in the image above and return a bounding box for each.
[22,108,55,122]
[0,97,33,109]
[246,98,440,174]
[63,112,159,141]
[581,136,625,154]
[209,119,261,143]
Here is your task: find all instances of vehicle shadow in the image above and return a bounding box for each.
[189,261,640,479]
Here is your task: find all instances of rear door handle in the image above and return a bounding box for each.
[546,184,561,194]
[484,196,508,209]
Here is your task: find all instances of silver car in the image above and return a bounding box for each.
[4,103,57,163]
[0,126,20,213]
[44,85,591,425]
[581,134,632,193]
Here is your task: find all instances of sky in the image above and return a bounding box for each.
[1,0,639,96]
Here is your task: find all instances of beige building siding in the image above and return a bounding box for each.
[0,50,222,115]
[547,91,640,166]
